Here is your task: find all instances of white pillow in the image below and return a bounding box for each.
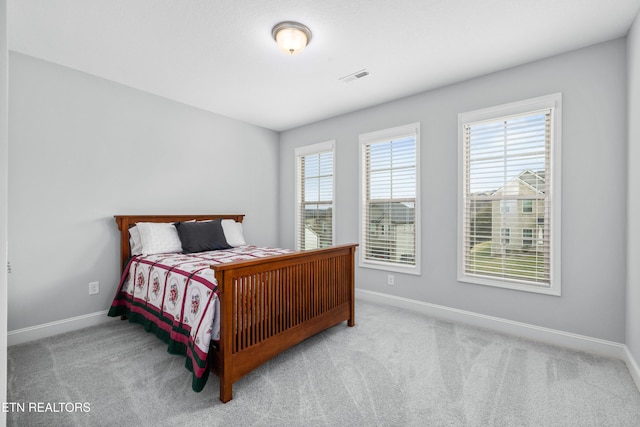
[129,226,143,256]
[135,222,183,255]
[221,220,246,247]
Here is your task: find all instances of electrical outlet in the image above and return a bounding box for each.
[89,281,100,295]
[387,274,395,286]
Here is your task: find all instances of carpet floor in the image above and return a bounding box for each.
[7,299,640,426]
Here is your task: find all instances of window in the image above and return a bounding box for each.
[458,94,561,295]
[500,228,510,245]
[295,141,335,251]
[360,123,420,274]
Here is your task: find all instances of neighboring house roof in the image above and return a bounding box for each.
[518,170,546,193]
[369,202,415,224]
[492,169,546,196]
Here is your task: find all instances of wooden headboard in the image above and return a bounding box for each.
[114,214,245,272]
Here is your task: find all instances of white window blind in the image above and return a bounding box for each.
[458,94,561,295]
[295,141,334,251]
[360,123,420,274]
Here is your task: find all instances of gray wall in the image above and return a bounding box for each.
[8,53,280,331]
[627,12,640,364]
[1,0,8,419]
[280,39,628,343]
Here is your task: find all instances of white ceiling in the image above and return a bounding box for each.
[8,0,640,132]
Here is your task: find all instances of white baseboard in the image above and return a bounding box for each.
[355,288,626,360]
[8,310,116,346]
[624,346,640,392]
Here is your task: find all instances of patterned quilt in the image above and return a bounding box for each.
[108,245,293,392]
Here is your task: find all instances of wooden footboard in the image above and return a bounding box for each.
[209,244,357,403]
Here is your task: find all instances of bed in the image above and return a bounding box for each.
[109,214,357,403]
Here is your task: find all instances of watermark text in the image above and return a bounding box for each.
[2,402,91,413]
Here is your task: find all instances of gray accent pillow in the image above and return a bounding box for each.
[175,219,232,253]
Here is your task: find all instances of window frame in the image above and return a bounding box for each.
[295,140,336,251]
[457,93,562,295]
[359,122,421,275]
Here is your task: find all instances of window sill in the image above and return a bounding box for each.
[360,259,421,276]
[457,273,560,296]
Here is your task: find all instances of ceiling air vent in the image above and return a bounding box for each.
[339,69,370,83]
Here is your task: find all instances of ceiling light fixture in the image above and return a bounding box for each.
[272,21,312,55]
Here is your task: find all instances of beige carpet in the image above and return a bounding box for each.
[7,299,640,426]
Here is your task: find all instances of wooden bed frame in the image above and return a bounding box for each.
[114,214,357,403]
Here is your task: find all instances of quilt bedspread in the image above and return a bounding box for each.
[108,245,293,392]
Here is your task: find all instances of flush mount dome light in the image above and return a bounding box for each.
[272,21,312,55]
